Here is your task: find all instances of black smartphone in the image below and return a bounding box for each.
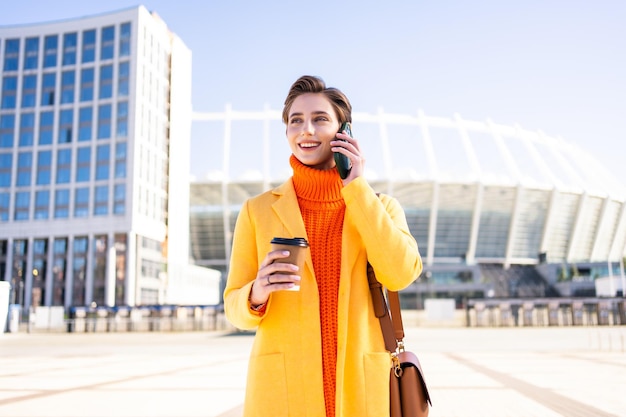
[334,122,352,179]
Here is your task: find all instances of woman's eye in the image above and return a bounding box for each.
[289,118,302,124]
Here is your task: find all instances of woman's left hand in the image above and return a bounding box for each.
[331,131,364,184]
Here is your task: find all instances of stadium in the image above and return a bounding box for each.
[1,6,624,328]
[190,107,626,307]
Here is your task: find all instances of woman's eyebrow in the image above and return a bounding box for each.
[289,110,330,119]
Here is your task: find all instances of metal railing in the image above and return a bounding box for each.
[465,298,626,327]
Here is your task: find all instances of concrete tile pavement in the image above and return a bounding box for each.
[0,326,625,416]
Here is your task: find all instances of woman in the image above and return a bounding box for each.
[223,75,422,417]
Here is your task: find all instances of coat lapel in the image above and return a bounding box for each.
[271,181,313,275]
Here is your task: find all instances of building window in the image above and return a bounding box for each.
[60,70,75,104]
[92,235,108,306]
[97,104,112,139]
[21,75,38,108]
[117,101,128,137]
[14,191,30,220]
[118,61,129,96]
[114,184,125,215]
[113,234,127,304]
[16,152,32,186]
[81,29,96,63]
[58,109,73,143]
[54,188,69,218]
[0,193,9,221]
[76,146,91,182]
[94,185,108,215]
[52,238,68,306]
[72,236,88,306]
[80,68,94,102]
[96,144,110,180]
[0,153,11,187]
[3,39,20,71]
[0,115,15,148]
[43,35,58,68]
[120,22,131,57]
[11,240,27,305]
[99,64,113,99]
[1,76,17,109]
[78,107,92,141]
[23,37,40,70]
[34,190,50,219]
[19,113,35,147]
[62,32,77,66]
[41,73,56,106]
[115,142,127,178]
[101,26,115,60]
[39,111,54,145]
[56,149,71,184]
[74,187,89,217]
[36,150,52,185]
[32,239,48,307]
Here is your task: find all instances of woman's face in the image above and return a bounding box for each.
[286,93,340,170]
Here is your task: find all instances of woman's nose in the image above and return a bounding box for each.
[302,120,314,135]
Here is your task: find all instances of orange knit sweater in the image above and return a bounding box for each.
[291,155,345,417]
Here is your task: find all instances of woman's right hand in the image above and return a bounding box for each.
[249,249,301,307]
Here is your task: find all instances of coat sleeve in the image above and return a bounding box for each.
[223,199,267,330]
[341,177,423,291]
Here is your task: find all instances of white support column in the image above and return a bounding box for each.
[105,233,116,307]
[417,109,438,179]
[539,188,559,259]
[125,231,136,306]
[65,235,74,308]
[566,192,587,262]
[427,181,439,267]
[44,235,54,306]
[590,196,612,261]
[518,126,561,187]
[262,103,272,192]
[85,233,94,305]
[488,119,523,183]
[619,257,626,298]
[222,104,233,265]
[608,202,626,262]
[24,237,34,310]
[504,185,524,268]
[454,113,481,180]
[466,183,483,265]
[377,107,393,195]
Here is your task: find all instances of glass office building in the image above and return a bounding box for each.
[190,108,626,306]
[0,7,219,311]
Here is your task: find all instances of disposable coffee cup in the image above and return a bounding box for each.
[270,237,309,291]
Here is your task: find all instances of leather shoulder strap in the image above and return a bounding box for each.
[387,290,405,341]
[367,263,397,352]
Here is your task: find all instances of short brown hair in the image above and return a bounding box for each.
[282,75,352,124]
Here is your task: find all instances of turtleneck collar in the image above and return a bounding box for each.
[290,154,344,204]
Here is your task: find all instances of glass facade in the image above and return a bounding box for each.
[52,238,68,305]
[0,18,136,229]
[0,9,187,312]
[72,236,88,306]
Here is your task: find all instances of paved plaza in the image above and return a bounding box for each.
[1,325,625,417]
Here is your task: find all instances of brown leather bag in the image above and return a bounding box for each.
[368,263,431,417]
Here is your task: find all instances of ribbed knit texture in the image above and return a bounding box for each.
[290,155,345,417]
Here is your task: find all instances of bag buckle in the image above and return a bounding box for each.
[391,351,402,378]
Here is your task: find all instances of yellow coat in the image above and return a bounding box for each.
[224,176,422,417]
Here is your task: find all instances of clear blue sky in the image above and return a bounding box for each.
[2,1,625,183]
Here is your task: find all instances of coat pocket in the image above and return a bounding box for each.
[363,351,391,417]
[244,352,289,417]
